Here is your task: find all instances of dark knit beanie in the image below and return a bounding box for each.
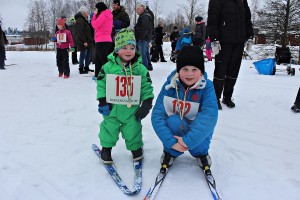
[113,0,120,6]
[96,2,108,12]
[176,46,204,73]
[195,16,203,22]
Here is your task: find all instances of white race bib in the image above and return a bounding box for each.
[57,33,66,43]
[163,96,199,120]
[106,74,141,105]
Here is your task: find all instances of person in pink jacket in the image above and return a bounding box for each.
[54,18,74,79]
[91,2,113,79]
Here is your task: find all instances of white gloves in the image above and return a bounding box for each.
[211,41,221,55]
[245,39,253,51]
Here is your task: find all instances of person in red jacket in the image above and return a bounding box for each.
[54,18,74,78]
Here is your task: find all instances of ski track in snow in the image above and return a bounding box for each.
[0,46,300,200]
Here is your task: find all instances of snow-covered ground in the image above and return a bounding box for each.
[1,44,300,200]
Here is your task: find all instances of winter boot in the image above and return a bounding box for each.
[58,73,63,77]
[79,68,86,74]
[196,154,212,171]
[160,151,175,168]
[101,147,113,164]
[131,147,143,162]
[84,66,94,73]
[291,104,300,113]
[222,97,235,108]
[64,75,69,79]
[217,100,222,110]
[0,66,6,70]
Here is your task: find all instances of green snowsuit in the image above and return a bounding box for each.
[96,52,154,150]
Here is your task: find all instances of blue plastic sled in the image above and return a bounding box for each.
[253,58,275,75]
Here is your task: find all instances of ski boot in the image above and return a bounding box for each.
[101,147,113,164]
[131,147,143,162]
[160,151,175,173]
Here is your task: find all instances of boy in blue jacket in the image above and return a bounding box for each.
[151,46,218,172]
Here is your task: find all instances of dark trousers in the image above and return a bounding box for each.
[95,42,113,77]
[56,48,70,76]
[213,43,244,100]
[155,44,165,61]
[71,47,78,64]
[295,87,300,105]
[0,46,5,68]
[171,41,177,52]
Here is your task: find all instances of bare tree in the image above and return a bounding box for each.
[256,0,300,47]
[250,0,259,26]
[179,0,206,28]
[151,0,162,26]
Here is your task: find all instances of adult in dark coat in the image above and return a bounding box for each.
[207,0,253,110]
[154,22,167,62]
[170,26,179,52]
[112,0,130,39]
[134,4,153,71]
[193,16,206,47]
[68,17,79,64]
[75,6,94,74]
[291,87,300,113]
[0,22,8,70]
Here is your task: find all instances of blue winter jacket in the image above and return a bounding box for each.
[151,70,218,150]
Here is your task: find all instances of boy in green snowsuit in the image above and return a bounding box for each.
[96,28,154,164]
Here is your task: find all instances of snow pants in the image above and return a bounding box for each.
[95,42,113,78]
[99,111,143,151]
[56,48,70,76]
[164,115,211,158]
[0,46,5,68]
[213,43,244,100]
[295,87,300,106]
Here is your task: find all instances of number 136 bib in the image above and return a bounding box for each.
[106,74,141,105]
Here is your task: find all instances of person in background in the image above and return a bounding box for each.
[193,16,206,48]
[53,18,74,78]
[111,0,130,40]
[170,26,179,52]
[96,28,154,164]
[154,21,167,62]
[75,6,94,74]
[68,17,79,65]
[207,0,253,110]
[91,2,113,80]
[151,45,218,174]
[175,27,193,52]
[291,87,300,113]
[134,3,153,71]
[0,20,8,70]
[55,16,68,32]
[205,37,212,61]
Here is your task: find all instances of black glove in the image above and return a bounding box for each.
[135,98,153,121]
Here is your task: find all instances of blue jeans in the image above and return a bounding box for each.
[79,48,91,69]
[137,40,152,70]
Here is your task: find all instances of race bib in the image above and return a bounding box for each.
[163,96,199,120]
[106,74,141,105]
[57,33,66,43]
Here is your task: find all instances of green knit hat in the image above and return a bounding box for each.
[114,28,136,52]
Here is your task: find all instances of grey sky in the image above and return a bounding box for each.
[2,0,259,30]
[0,0,199,30]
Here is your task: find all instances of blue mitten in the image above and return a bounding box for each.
[51,37,57,41]
[98,105,110,116]
[167,115,189,137]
